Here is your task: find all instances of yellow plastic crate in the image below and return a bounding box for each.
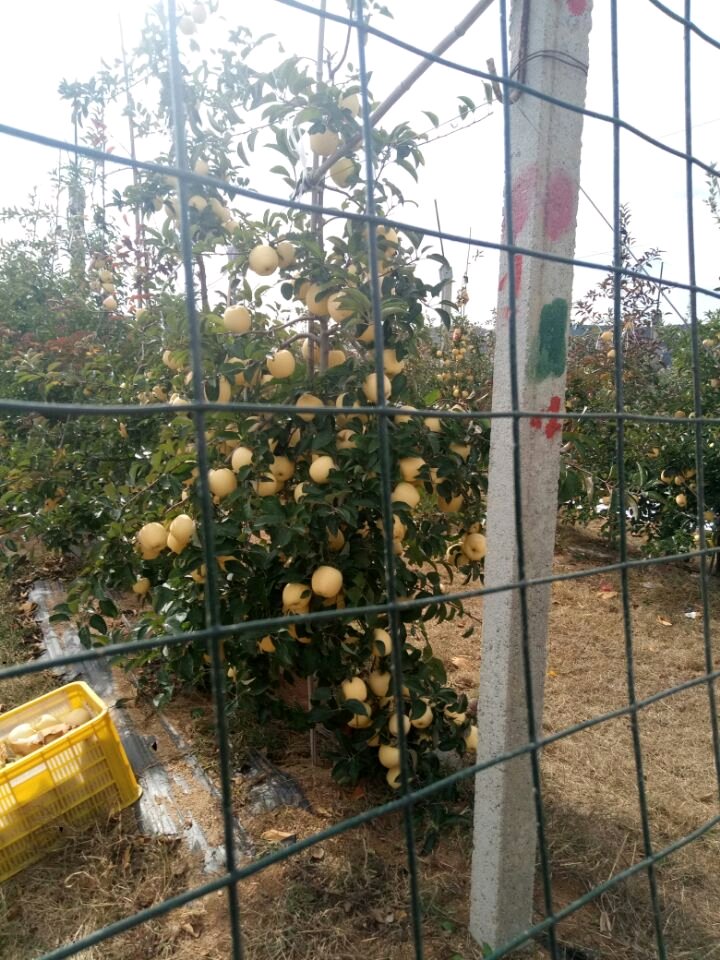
[0,680,141,882]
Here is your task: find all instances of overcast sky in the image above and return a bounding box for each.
[1,0,718,326]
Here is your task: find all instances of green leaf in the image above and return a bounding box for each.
[422,110,440,128]
[343,698,368,716]
[89,614,107,635]
[99,598,118,618]
[391,373,407,399]
[436,308,452,330]
[294,105,324,125]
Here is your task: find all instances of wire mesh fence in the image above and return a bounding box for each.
[1,0,720,958]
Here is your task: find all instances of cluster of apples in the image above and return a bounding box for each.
[435,326,475,400]
[336,648,478,790]
[88,255,119,313]
[178,3,208,36]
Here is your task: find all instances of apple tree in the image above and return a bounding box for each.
[36,1,492,788]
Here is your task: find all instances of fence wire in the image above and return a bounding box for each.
[1,1,720,958]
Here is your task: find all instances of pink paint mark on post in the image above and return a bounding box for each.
[511,165,537,239]
[514,255,524,292]
[544,171,576,242]
[497,255,524,294]
[567,0,587,14]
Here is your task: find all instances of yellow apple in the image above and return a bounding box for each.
[223,304,251,334]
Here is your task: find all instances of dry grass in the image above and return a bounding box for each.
[0,814,229,960]
[4,523,720,959]
[0,577,54,711]
[429,523,720,960]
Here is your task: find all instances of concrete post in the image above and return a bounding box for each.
[469,0,593,949]
[440,262,454,309]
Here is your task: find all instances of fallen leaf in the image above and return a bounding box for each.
[310,847,325,861]
[261,829,296,843]
[370,907,395,925]
[449,656,472,671]
[657,616,673,627]
[18,601,36,615]
[547,670,558,679]
[597,590,618,600]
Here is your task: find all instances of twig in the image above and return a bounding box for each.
[119,15,144,307]
[272,313,312,332]
[328,24,352,81]
[278,331,318,350]
[196,254,209,312]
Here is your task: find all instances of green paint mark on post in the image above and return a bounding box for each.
[531,298,568,381]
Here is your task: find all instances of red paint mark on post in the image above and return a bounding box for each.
[545,419,563,440]
[567,0,587,14]
[544,396,564,439]
[530,395,564,440]
[544,171,576,242]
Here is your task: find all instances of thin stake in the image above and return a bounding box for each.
[609,2,666,956]
[354,1,425,955]
[166,2,245,956]
[682,0,720,806]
